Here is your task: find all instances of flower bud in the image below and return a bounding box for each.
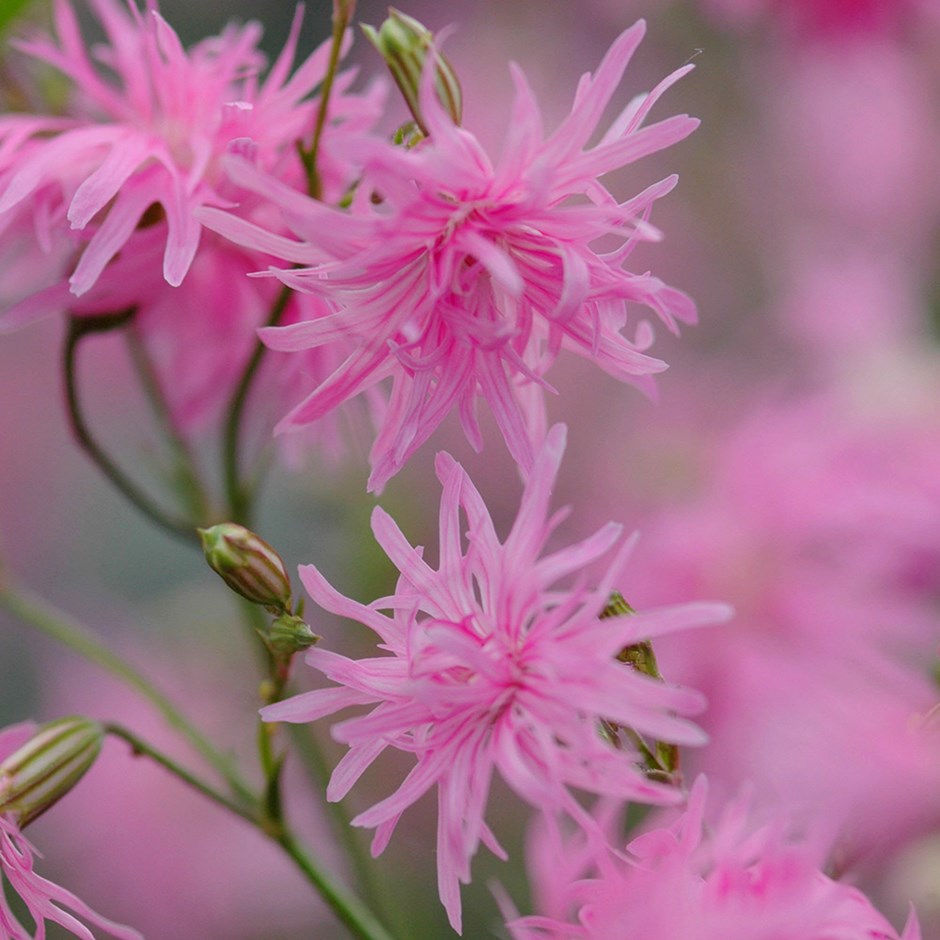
[601,593,663,679]
[362,8,462,134]
[268,613,320,658]
[199,523,293,613]
[0,717,103,826]
[599,591,635,620]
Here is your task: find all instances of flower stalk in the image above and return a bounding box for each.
[0,579,255,806]
[63,310,200,546]
[221,285,293,526]
[299,0,357,199]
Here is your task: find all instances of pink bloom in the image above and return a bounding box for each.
[702,0,918,37]
[0,723,142,940]
[0,0,385,447]
[262,424,729,932]
[617,385,940,864]
[0,0,373,297]
[508,776,922,940]
[203,20,698,492]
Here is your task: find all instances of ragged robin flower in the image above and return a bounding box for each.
[262,425,730,932]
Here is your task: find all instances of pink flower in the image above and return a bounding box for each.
[203,20,698,492]
[508,776,922,940]
[702,0,917,37]
[0,0,373,297]
[262,424,729,932]
[0,723,142,940]
[617,387,940,861]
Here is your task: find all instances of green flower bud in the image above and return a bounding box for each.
[199,523,293,613]
[268,613,320,658]
[362,8,462,135]
[600,592,663,679]
[599,591,636,620]
[598,592,678,781]
[0,717,103,826]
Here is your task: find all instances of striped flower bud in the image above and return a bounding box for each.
[0,717,103,826]
[199,523,293,614]
[362,8,462,135]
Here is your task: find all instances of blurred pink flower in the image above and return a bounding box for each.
[0,723,142,940]
[627,386,940,656]
[508,776,922,940]
[703,0,919,37]
[262,424,729,932]
[757,41,939,360]
[0,0,372,297]
[618,385,940,862]
[204,20,699,491]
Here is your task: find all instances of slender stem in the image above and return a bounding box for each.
[276,831,398,940]
[105,724,258,825]
[301,2,353,200]
[248,599,291,839]
[0,581,255,807]
[288,724,393,925]
[222,285,292,525]
[63,312,199,546]
[105,726,395,940]
[257,715,284,824]
[124,324,211,523]
[222,0,355,519]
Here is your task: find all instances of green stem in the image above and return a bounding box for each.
[257,716,284,824]
[301,1,353,199]
[105,724,258,825]
[288,724,393,926]
[106,725,396,940]
[124,324,211,523]
[63,312,199,546]
[0,581,255,807]
[276,831,398,940]
[222,0,353,523]
[222,285,292,525]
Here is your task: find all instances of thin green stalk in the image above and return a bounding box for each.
[105,724,258,825]
[0,582,255,807]
[276,831,398,940]
[288,724,394,927]
[223,0,353,520]
[124,324,211,522]
[63,312,199,546]
[106,725,396,940]
[222,285,292,525]
[257,715,284,824]
[301,1,354,199]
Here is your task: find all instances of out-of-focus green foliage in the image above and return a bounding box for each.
[0,0,33,34]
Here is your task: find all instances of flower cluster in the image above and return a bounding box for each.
[0,2,927,938]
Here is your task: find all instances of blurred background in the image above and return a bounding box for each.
[2,0,940,936]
